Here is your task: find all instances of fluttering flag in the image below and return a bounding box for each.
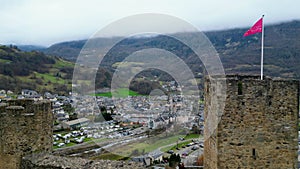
[243,15,265,80]
[243,18,263,37]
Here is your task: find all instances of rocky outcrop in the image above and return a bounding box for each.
[21,153,144,169]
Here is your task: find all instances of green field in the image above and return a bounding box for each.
[109,134,186,157]
[112,62,144,68]
[161,134,202,152]
[93,88,141,98]
[87,138,109,144]
[35,72,67,84]
[161,140,191,152]
[91,152,129,161]
[0,58,11,64]
[53,59,75,69]
[184,133,202,140]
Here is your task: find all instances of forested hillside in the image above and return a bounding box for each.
[0,45,73,95]
[44,20,300,79]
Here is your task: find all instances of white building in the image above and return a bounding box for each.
[61,118,90,130]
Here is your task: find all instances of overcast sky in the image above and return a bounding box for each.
[1,0,300,46]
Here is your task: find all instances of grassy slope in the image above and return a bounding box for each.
[93,88,141,98]
[0,58,11,63]
[35,59,74,93]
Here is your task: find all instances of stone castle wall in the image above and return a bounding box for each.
[0,99,53,169]
[204,75,299,169]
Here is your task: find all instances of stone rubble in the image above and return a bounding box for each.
[21,153,145,169]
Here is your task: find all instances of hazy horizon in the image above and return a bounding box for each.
[6,19,298,48]
[1,0,300,47]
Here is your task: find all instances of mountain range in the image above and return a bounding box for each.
[44,20,300,79]
[1,20,300,95]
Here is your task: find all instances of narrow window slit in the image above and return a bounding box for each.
[238,82,243,95]
[252,148,256,159]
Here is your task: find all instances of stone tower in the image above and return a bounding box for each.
[204,75,299,169]
[0,99,53,169]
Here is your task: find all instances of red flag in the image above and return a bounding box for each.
[243,18,263,37]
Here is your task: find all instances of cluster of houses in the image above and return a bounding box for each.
[95,93,202,131]
[0,84,206,167]
[0,89,13,101]
[53,129,89,148]
[0,85,204,134]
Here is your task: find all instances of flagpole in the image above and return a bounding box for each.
[260,15,264,80]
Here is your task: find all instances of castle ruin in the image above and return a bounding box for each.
[204,75,299,168]
[0,99,53,169]
[0,74,299,169]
